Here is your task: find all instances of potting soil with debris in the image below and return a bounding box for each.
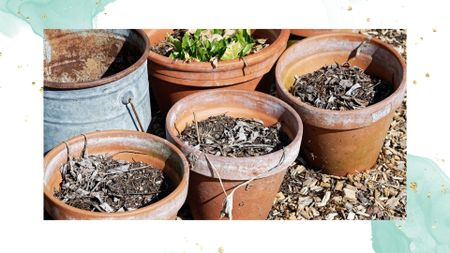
[290,62,393,110]
[55,155,173,212]
[178,114,287,157]
[268,29,406,220]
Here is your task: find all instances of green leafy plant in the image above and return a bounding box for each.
[152,29,268,66]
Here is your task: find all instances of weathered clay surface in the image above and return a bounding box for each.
[275,33,406,176]
[290,29,358,37]
[44,130,189,220]
[166,90,303,219]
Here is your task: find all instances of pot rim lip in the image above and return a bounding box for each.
[275,32,407,127]
[44,29,150,90]
[146,29,290,72]
[43,130,189,218]
[165,89,303,165]
[289,29,359,37]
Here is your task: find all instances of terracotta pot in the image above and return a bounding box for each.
[166,90,303,220]
[275,33,406,176]
[44,130,189,220]
[145,29,290,113]
[290,29,358,37]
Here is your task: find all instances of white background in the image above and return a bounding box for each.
[0,0,449,252]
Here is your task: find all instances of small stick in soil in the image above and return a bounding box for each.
[81,133,88,158]
[193,112,201,145]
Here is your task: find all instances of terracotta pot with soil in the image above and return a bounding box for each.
[166,90,303,220]
[275,33,406,176]
[44,130,189,220]
[145,29,290,113]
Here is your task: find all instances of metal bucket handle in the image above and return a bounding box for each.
[121,91,145,132]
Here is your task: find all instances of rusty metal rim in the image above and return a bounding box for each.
[165,89,303,177]
[44,29,150,90]
[43,130,189,218]
[275,32,407,130]
[147,29,290,73]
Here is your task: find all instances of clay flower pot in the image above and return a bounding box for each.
[275,33,406,176]
[44,130,189,220]
[166,90,303,220]
[145,29,290,113]
[290,29,358,37]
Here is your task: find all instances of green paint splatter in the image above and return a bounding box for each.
[372,155,450,253]
[0,0,116,36]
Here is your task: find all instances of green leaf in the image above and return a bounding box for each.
[194,29,204,40]
[181,33,192,50]
[221,41,243,60]
[157,29,267,62]
[241,42,254,57]
[168,36,182,51]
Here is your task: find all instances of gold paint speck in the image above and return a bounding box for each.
[366,17,371,22]
[432,28,437,32]
[427,192,432,198]
[410,182,417,191]
[218,246,225,253]
[413,80,417,85]
[425,73,430,78]
[347,6,352,11]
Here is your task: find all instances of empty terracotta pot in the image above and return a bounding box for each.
[290,29,358,37]
[44,130,189,220]
[145,29,290,113]
[275,33,406,176]
[166,90,303,220]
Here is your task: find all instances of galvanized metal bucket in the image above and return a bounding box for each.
[44,29,151,153]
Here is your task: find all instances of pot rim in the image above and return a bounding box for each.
[146,29,290,73]
[290,29,359,37]
[165,89,303,179]
[275,32,407,130]
[44,29,150,90]
[43,130,189,219]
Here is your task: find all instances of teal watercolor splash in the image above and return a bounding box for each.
[0,0,116,36]
[372,155,450,253]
